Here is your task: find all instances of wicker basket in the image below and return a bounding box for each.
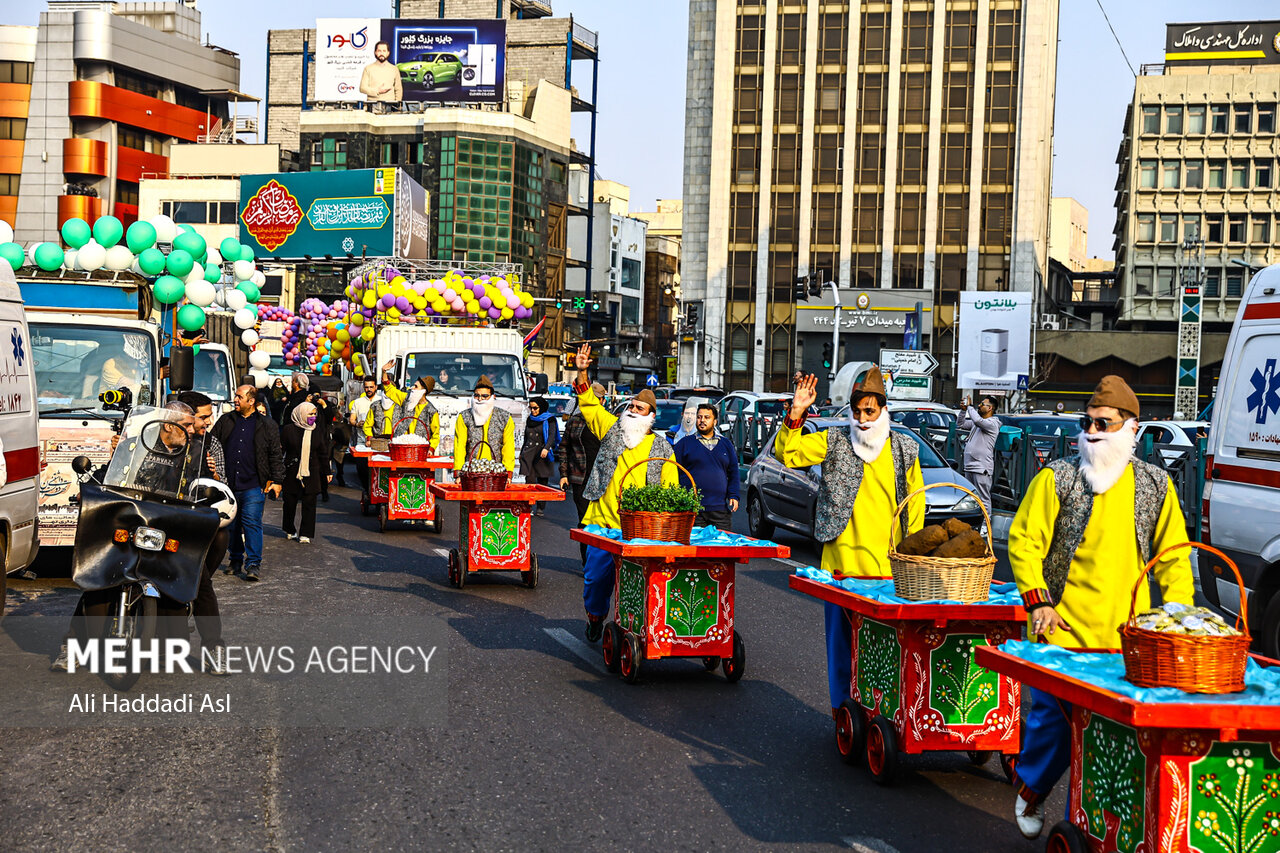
[389,414,434,464]
[888,482,997,602]
[1120,542,1250,694]
[615,456,698,544]
[369,435,390,453]
[458,441,510,492]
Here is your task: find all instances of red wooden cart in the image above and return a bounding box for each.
[367,455,453,533]
[430,482,564,589]
[571,529,790,684]
[790,574,1026,785]
[977,643,1280,853]
[348,445,383,517]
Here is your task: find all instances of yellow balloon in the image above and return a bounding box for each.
[500,307,514,320]
[361,325,375,341]
[363,292,377,308]
[337,329,350,342]
[492,294,507,310]
[521,292,534,308]
[387,307,400,320]
[390,276,406,289]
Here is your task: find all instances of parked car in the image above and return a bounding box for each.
[744,420,984,540]
[398,53,463,88]
[888,402,960,456]
[1136,419,1209,465]
[995,414,1079,461]
[655,385,725,401]
[543,393,576,437]
[1201,263,1280,656]
[611,398,688,443]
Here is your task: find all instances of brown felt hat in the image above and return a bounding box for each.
[634,388,657,411]
[1088,375,1140,419]
[420,376,436,394]
[855,366,887,401]
[474,375,493,392]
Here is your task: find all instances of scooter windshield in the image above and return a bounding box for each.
[102,406,206,502]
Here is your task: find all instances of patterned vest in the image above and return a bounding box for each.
[583,424,673,503]
[460,407,511,463]
[393,398,438,439]
[813,429,918,543]
[1041,456,1168,604]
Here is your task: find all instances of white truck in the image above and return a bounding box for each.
[189,342,237,414]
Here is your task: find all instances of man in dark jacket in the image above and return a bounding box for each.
[674,403,740,530]
[211,384,285,582]
[556,384,603,561]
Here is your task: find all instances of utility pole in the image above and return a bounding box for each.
[1175,235,1205,418]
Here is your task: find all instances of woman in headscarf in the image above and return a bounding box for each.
[520,395,560,516]
[269,377,289,422]
[280,401,331,543]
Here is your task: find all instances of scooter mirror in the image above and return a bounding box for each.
[71,456,93,475]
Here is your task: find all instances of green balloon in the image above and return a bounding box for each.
[237,281,261,303]
[238,244,254,264]
[165,249,194,277]
[138,247,166,276]
[126,220,156,253]
[153,275,185,305]
[177,223,196,236]
[60,218,91,249]
[219,237,240,261]
[193,344,201,355]
[0,242,22,271]
[177,303,206,332]
[173,230,206,258]
[203,261,221,283]
[92,215,124,248]
[35,242,64,271]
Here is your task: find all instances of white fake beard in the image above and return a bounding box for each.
[850,407,891,463]
[620,411,655,449]
[408,389,425,409]
[471,398,495,422]
[1077,424,1137,494]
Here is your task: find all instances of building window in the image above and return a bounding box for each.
[620,257,641,292]
[769,326,791,378]
[1162,161,1180,189]
[1234,105,1252,134]
[1227,271,1244,297]
[945,9,976,65]
[1136,213,1155,242]
[1208,160,1225,189]
[1133,268,1153,295]
[855,133,883,184]
[898,132,926,186]
[1165,105,1183,134]
[114,68,162,99]
[939,193,967,244]
[729,250,754,301]
[1159,214,1177,242]
[1156,268,1175,296]
[859,71,887,126]
[731,191,758,243]
[816,73,843,125]
[860,12,888,65]
[1256,161,1273,188]
[0,61,33,84]
[1252,215,1270,243]
[0,118,26,140]
[777,12,804,66]
[1259,103,1276,134]
[1210,104,1229,134]
[1183,216,1200,241]
[1205,269,1220,297]
[730,327,750,372]
[620,294,640,325]
[775,73,801,125]
[813,132,841,184]
[988,7,1020,64]
[118,127,165,155]
[1187,104,1206,134]
[941,134,969,185]
[1205,214,1223,243]
[735,14,765,66]
[115,180,139,207]
[985,70,1015,125]
[903,10,932,65]
[900,72,928,126]
[1228,214,1246,243]
[734,73,762,125]
[310,138,347,170]
[1185,160,1203,189]
[818,12,848,65]
[168,201,208,224]
[1231,162,1249,189]
[1141,105,1160,135]
[1138,160,1157,189]
[0,175,20,194]
[732,133,760,184]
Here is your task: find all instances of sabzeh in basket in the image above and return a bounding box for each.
[887,481,997,602]
[616,456,701,545]
[1119,541,1251,694]
[458,440,510,492]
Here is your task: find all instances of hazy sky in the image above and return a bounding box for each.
[6,1,1277,254]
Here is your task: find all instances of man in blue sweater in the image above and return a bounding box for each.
[674,404,740,530]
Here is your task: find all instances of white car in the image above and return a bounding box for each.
[1135,420,1208,465]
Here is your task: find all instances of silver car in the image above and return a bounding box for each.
[744,418,985,539]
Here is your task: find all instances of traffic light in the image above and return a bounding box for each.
[555,297,563,309]
[794,276,808,302]
[822,341,833,369]
[686,302,700,330]
[809,275,824,298]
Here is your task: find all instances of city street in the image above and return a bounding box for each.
[0,483,1049,853]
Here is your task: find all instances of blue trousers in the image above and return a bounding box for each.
[583,545,615,618]
[229,487,265,567]
[825,602,853,711]
[1017,686,1072,796]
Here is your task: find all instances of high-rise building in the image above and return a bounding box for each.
[682,0,1058,394]
[1049,197,1088,273]
[2,1,243,243]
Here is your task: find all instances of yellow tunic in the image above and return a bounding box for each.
[576,384,678,529]
[453,413,515,472]
[359,398,395,439]
[381,383,441,447]
[1009,465,1194,649]
[775,424,925,578]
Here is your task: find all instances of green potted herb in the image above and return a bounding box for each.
[617,464,701,544]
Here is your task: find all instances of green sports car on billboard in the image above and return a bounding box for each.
[397,53,464,89]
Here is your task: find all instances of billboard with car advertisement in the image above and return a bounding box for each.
[315,17,506,104]
[956,292,1033,392]
[238,168,430,260]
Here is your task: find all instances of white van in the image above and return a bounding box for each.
[1201,263,1280,656]
[0,263,42,616]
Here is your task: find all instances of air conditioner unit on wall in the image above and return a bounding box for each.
[1039,313,1060,331]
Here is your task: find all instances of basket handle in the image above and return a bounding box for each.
[888,481,994,555]
[613,455,698,501]
[1125,541,1248,636]
[392,413,432,435]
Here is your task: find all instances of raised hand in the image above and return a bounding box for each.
[792,374,819,415]
[574,343,592,372]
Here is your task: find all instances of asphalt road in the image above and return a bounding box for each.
[0,482,1055,852]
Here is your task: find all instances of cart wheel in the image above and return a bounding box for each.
[865,715,899,786]
[378,505,388,533]
[966,750,994,767]
[835,700,865,766]
[429,514,442,534]
[702,656,720,671]
[1046,821,1088,853]
[601,622,621,673]
[447,549,460,587]
[619,633,641,683]
[721,630,745,683]
[1000,752,1018,784]
[522,554,539,589]
[360,495,370,516]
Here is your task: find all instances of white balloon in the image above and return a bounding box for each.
[225,288,248,311]
[233,307,257,330]
[240,329,260,347]
[185,279,217,307]
[207,247,222,265]
[105,244,134,271]
[0,220,12,244]
[233,259,254,282]
[63,249,79,270]
[149,214,177,244]
[248,350,271,370]
[79,241,106,271]
[27,242,43,264]
[248,367,269,389]
[250,270,266,287]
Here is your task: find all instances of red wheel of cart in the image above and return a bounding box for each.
[522,554,538,589]
[721,630,745,683]
[378,504,388,533]
[602,622,622,673]
[835,699,865,766]
[999,752,1017,784]
[701,656,719,671]
[1046,821,1088,853]
[865,715,899,786]
[448,548,466,589]
[619,633,642,683]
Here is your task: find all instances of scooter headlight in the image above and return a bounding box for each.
[133,526,165,552]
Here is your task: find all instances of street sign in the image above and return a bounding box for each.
[645,374,660,388]
[887,373,932,401]
[1016,374,1028,391]
[879,349,938,376]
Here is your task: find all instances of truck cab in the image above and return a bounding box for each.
[187,342,236,414]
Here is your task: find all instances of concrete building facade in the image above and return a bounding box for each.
[682,0,1058,395]
[1049,196,1088,272]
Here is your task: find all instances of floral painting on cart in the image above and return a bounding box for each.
[853,617,900,719]
[1186,741,1280,853]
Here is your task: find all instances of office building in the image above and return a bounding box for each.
[1049,197,1088,272]
[682,0,1058,394]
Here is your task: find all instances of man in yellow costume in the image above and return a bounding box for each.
[776,368,924,719]
[380,361,441,447]
[572,344,677,642]
[1009,375,1193,839]
[453,375,514,472]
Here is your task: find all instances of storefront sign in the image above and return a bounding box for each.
[1165,21,1280,66]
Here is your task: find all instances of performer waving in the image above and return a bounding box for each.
[381,361,441,447]
[775,369,924,719]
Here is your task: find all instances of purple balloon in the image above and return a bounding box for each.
[488,307,501,319]
[395,296,411,312]
[479,296,492,310]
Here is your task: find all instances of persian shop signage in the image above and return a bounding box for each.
[1165,21,1280,65]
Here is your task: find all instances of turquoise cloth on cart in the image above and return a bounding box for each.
[584,524,778,549]
[998,640,1280,706]
[793,565,1023,606]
